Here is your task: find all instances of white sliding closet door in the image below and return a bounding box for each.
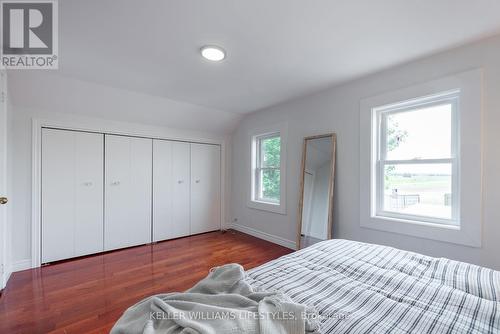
[42,129,104,263]
[190,144,221,234]
[171,142,191,238]
[105,135,152,251]
[152,140,173,241]
[153,140,191,241]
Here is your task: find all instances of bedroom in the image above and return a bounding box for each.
[0,0,499,333]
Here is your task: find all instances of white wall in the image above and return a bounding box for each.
[8,73,238,270]
[231,34,500,270]
[8,72,242,134]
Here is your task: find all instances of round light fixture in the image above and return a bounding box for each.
[200,45,226,62]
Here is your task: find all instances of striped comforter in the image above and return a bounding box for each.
[247,239,500,334]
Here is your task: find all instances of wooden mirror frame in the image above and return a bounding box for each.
[296,133,337,250]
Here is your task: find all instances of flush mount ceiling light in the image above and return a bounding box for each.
[200,45,226,62]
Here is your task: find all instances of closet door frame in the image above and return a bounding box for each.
[31,119,225,269]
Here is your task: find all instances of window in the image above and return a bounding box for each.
[248,123,287,214]
[360,69,482,247]
[254,133,281,204]
[374,91,459,225]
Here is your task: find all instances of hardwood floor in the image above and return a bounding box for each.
[0,230,292,334]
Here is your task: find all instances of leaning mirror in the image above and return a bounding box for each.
[297,134,336,249]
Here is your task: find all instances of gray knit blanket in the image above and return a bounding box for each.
[111,263,320,334]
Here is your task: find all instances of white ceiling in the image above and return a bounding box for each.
[32,1,500,113]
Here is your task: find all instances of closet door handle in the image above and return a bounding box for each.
[111,181,121,186]
[177,180,184,184]
[195,179,200,184]
[83,182,93,187]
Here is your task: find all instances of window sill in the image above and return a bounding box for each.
[374,214,460,230]
[360,215,480,247]
[375,211,459,228]
[247,199,286,215]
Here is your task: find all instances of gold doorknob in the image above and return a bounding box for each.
[0,197,7,205]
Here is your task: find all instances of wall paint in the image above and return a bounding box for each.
[231,35,500,270]
[10,105,232,266]
[8,72,242,135]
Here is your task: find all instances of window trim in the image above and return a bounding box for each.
[248,123,287,215]
[373,91,460,226]
[254,132,281,204]
[359,69,483,247]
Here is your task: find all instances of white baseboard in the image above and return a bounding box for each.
[10,259,32,273]
[222,221,232,231]
[1,266,11,290]
[1,259,30,290]
[231,223,296,250]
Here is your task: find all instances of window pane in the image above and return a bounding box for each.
[383,164,452,220]
[386,103,452,160]
[259,169,280,202]
[260,136,280,168]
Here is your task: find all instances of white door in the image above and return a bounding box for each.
[74,133,105,257]
[190,144,221,235]
[171,142,190,238]
[42,129,104,263]
[105,135,152,251]
[152,140,173,242]
[0,71,8,288]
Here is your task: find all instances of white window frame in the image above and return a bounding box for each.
[254,132,281,204]
[248,123,287,215]
[360,69,483,247]
[374,91,460,226]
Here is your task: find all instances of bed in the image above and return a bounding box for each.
[247,239,500,333]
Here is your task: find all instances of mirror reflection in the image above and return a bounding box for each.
[298,134,336,249]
